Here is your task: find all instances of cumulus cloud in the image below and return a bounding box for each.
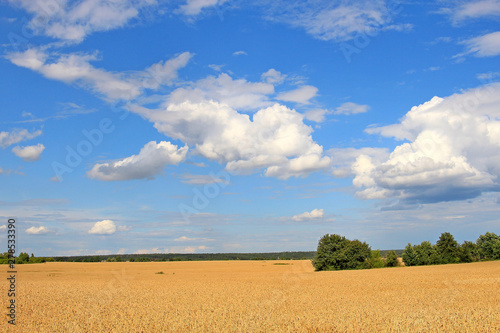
[292,208,324,221]
[0,128,42,148]
[12,143,45,162]
[131,101,331,179]
[328,147,390,178]
[265,0,397,42]
[261,69,285,84]
[276,85,318,104]
[167,73,275,110]
[461,31,500,57]
[88,220,116,235]
[88,141,188,181]
[7,49,192,100]
[7,0,157,43]
[178,0,227,16]
[352,83,500,203]
[26,226,49,234]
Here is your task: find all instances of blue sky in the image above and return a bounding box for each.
[1,0,499,256]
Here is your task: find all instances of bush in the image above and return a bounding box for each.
[312,234,370,271]
[385,250,399,267]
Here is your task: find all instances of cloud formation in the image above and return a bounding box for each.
[292,208,324,221]
[132,101,331,179]
[8,49,192,100]
[351,83,500,203]
[88,219,117,235]
[88,141,187,181]
[0,128,42,148]
[461,31,500,57]
[276,85,318,104]
[178,0,227,16]
[167,73,275,110]
[8,0,157,43]
[447,0,500,23]
[26,226,49,234]
[265,0,400,42]
[12,144,45,162]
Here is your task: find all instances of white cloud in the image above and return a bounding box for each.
[0,128,42,148]
[233,50,247,56]
[178,0,227,16]
[140,52,194,90]
[304,102,369,122]
[167,73,275,110]
[8,0,157,43]
[88,219,116,235]
[292,208,324,221]
[87,141,188,181]
[12,144,45,162]
[461,31,500,57]
[7,49,192,101]
[354,83,500,203]
[261,69,285,84]
[304,109,329,123]
[0,225,6,231]
[447,0,500,23]
[276,85,318,104]
[328,147,390,178]
[477,72,500,80]
[131,101,330,179]
[266,0,396,42]
[26,226,49,234]
[334,102,370,115]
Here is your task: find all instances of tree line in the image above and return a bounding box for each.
[313,231,500,271]
[0,252,55,264]
[402,232,500,266]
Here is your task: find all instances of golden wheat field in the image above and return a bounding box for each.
[1,260,499,332]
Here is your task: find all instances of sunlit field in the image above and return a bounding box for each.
[2,260,499,332]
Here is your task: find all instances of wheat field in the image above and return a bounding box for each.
[1,260,499,332]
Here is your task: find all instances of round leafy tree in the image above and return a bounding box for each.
[312,234,370,271]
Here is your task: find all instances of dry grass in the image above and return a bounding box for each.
[2,260,499,332]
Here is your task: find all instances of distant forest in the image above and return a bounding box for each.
[1,249,406,264]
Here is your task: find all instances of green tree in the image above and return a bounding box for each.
[414,241,440,265]
[402,243,417,266]
[429,245,443,265]
[436,232,460,264]
[364,250,385,269]
[312,234,370,271]
[385,250,399,267]
[476,232,500,260]
[458,241,477,263]
[18,252,30,263]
